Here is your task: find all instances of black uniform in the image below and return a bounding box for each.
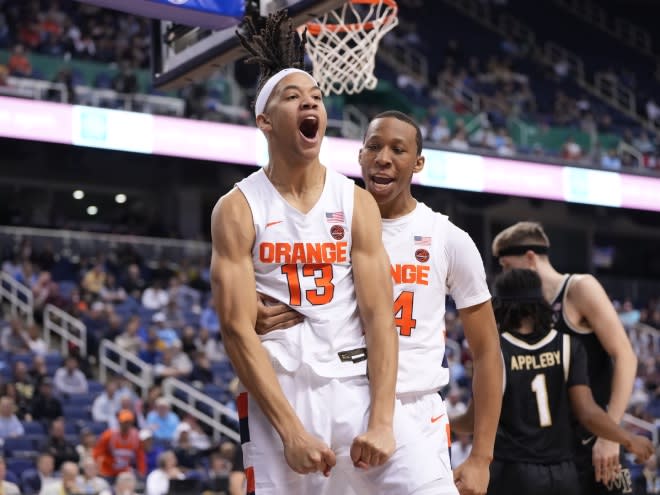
[489,328,588,495]
[552,275,633,495]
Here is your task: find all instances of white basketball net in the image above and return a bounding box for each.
[305,0,399,95]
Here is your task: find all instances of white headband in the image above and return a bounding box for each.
[254,68,318,117]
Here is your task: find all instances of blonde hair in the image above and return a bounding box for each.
[492,221,550,256]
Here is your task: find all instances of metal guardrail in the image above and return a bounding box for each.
[0,271,34,324]
[622,413,659,447]
[43,303,86,357]
[594,73,636,115]
[4,77,185,116]
[162,377,239,443]
[99,339,152,399]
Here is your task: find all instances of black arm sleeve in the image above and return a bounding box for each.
[567,336,589,387]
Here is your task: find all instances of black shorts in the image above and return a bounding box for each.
[487,459,580,495]
[575,436,634,495]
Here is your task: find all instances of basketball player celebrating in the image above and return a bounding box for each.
[258,111,503,495]
[451,268,653,495]
[211,12,446,495]
[492,222,638,494]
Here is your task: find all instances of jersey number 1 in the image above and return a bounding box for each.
[282,264,334,306]
[531,374,552,427]
[393,291,416,337]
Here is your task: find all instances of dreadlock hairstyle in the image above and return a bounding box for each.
[237,10,309,98]
[492,268,553,336]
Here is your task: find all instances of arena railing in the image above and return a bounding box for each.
[99,339,153,399]
[0,270,34,324]
[621,413,659,446]
[0,226,210,262]
[162,377,239,443]
[43,303,87,357]
[628,322,660,362]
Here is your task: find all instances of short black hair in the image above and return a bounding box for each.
[493,269,553,335]
[367,110,423,156]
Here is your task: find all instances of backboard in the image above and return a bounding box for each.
[150,0,348,90]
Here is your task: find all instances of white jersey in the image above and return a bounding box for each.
[382,202,491,395]
[236,167,366,378]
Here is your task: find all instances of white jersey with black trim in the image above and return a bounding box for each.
[382,202,491,395]
[235,167,366,378]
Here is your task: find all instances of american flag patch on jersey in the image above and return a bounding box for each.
[325,211,345,223]
[414,235,432,246]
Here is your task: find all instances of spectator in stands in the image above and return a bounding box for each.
[92,379,123,425]
[0,65,8,87]
[145,451,184,495]
[172,424,201,470]
[179,326,197,356]
[29,354,48,387]
[139,429,164,474]
[561,135,583,161]
[189,351,213,385]
[153,343,192,381]
[445,386,468,419]
[0,397,24,439]
[199,298,220,336]
[53,356,88,396]
[121,264,146,300]
[450,432,473,469]
[93,409,146,479]
[138,336,162,366]
[77,456,110,495]
[113,471,138,495]
[0,456,20,495]
[46,417,80,469]
[194,327,225,362]
[1,317,29,354]
[16,261,37,287]
[39,461,81,495]
[115,316,141,354]
[646,98,660,126]
[202,451,231,494]
[162,299,184,330]
[151,314,179,349]
[26,323,47,355]
[449,128,469,151]
[141,281,169,311]
[81,263,106,297]
[75,428,97,464]
[12,360,35,418]
[30,377,63,423]
[174,415,211,452]
[146,398,179,443]
[7,43,31,77]
[22,453,57,495]
[168,275,200,313]
[100,273,127,305]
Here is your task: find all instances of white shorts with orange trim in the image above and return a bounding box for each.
[237,364,450,495]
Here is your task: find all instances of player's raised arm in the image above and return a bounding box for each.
[349,186,398,468]
[210,189,335,476]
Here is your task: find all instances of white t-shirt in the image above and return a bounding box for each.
[382,202,490,395]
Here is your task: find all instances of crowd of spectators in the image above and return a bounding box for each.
[1,0,658,172]
[0,237,244,495]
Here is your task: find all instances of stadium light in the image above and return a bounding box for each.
[86,205,98,216]
[73,190,85,200]
[115,193,127,204]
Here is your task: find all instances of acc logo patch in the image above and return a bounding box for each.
[330,225,345,240]
[415,249,430,262]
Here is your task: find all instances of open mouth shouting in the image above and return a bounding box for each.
[299,116,320,142]
[370,174,396,192]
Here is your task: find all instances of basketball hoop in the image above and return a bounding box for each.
[304,0,399,95]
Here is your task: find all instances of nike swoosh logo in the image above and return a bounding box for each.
[431,414,446,423]
[266,221,284,228]
[581,435,595,445]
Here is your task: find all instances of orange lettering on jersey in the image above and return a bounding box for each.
[259,242,274,263]
[259,242,348,264]
[291,243,306,264]
[306,243,322,263]
[390,264,430,286]
[275,243,291,264]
